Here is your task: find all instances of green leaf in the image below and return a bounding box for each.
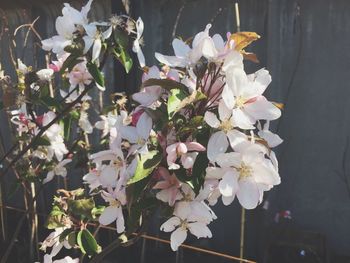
[50,205,64,216]
[59,228,73,242]
[68,232,77,247]
[77,229,101,256]
[191,152,209,195]
[142,78,188,92]
[0,101,3,111]
[127,150,162,185]
[87,62,105,89]
[91,206,105,219]
[45,214,65,229]
[167,88,188,119]
[112,47,133,73]
[67,198,95,219]
[60,54,83,73]
[33,136,51,148]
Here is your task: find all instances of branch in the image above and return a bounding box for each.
[0,84,93,177]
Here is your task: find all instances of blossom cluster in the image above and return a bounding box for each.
[1,0,283,261]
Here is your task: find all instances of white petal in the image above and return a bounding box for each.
[160,217,181,232]
[244,97,281,121]
[172,38,191,57]
[232,108,255,130]
[218,170,238,197]
[99,206,118,225]
[212,34,225,50]
[83,36,94,54]
[155,53,186,67]
[136,112,152,140]
[116,207,125,233]
[92,38,102,62]
[204,111,220,128]
[216,152,241,168]
[218,100,231,121]
[222,85,235,110]
[170,228,187,251]
[207,131,229,162]
[258,130,283,148]
[253,162,281,186]
[226,129,249,150]
[222,50,243,71]
[237,178,260,209]
[188,222,212,239]
[120,126,138,143]
[222,195,235,206]
[43,171,55,184]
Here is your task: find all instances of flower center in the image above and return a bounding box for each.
[113,157,124,168]
[110,199,120,207]
[220,119,233,133]
[238,162,253,179]
[180,219,188,230]
[235,96,247,109]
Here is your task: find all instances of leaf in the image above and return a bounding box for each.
[241,51,260,63]
[167,88,188,119]
[0,101,3,110]
[272,102,284,110]
[230,32,260,51]
[50,205,64,216]
[91,206,105,219]
[77,229,101,256]
[142,78,189,92]
[167,89,206,119]
[60,54,83,73]
[191,152,209,195]
[67,198,95,219]
[68,232,77,247]
[33,136,51,148]
[127,150,162,185]
[59,228,73,242]
[87,62,105,89]
[112,47,133,73]
[45,214,65,229]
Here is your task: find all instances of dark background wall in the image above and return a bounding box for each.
[1,0,350,262]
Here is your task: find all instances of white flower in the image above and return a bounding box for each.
[79,111,93,134]
[205,100,249,162]
[40,112,68,161]
[43,159,72,184]
[155,24,224,68]
[160,189,213,251]
[41,0,93,54]
[257,121,283,148]
[90,149,126,188]
[41,227,72,258]
[222,68,281,129]
[132,66,162,107]
[120,112,152,154]
[83,23,112,63]
[68,61,93,89]
[213,141,280,209]
[37,69,54,81]
[132,17,145,68]
[43,255,79,263]
[95,110,128,138]
[99,189,126,233]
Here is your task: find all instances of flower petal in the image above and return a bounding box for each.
[99,206,118,225]
[170,227,187,251]
[207,131,229,162]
